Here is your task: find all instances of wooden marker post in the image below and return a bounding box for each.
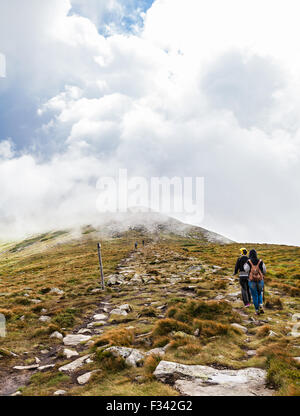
[97,243,105,290]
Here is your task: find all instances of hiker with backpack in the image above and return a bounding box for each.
[244,249,266,315]
[234,248,251,307]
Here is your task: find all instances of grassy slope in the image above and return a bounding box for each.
[0,230,299,396]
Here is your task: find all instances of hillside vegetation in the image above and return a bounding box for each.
[0,226,299,396]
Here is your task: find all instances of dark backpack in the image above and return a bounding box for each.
[249,260,264,282]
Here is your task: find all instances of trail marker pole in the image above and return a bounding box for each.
[97,243,105,290]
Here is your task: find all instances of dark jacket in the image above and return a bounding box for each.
[234,256,249,276]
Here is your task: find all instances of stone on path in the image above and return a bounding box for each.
[13,365,39,371]
[107,275,124,286]
[59,354,91,374]
[78,328,92,335]
[63,349,79,359]
[93,314,107,321]
[63,334,91,346]
[38,364,55,372]
[153,360,272,396]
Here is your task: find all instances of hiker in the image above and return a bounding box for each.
[142,240,145,247]
[135,242,138,250]
[234,248,251,307]
[244,249,266,315]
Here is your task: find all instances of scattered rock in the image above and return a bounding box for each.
[106,347,144,367]
[53,390,67,396]
[38,364,55,372]
[107,275,124,286]
[59,354,91,374]
[78,328,92,335]
[145,348,166,357]
[292,314,300,323]
[247,350,257,357]
[293,357,300,364]
[63,334,91,346]
[11,391,22,396]
[77,371,97,385]
[91,288,103,293]
[13,365,39,371]
[63,349,79,359]
[41,350,49,354]
[288,323,300,338]
[268,330,278,338]
[119,304,133,313]
[50,331,63,340]
[110,309,128,317]
[39,315,51,323]
[214,294,225,300]
[93,314,107,321]
[87,321,106,328]
[31,299,42,304]
[50,288,64,295]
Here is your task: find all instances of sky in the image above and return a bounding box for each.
[0,0,300,245]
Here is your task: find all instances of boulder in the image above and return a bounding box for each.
[59,354,91,374]
[153,361,272,396]
[63,334,91,346]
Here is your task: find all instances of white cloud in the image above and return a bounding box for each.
[0,0,300,245]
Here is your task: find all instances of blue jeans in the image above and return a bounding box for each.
[248,280,264,311]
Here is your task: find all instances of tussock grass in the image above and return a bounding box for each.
[94,328,135,347]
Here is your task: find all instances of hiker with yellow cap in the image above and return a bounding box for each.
[233,248,251,307]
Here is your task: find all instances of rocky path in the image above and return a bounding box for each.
[2,243,296,396]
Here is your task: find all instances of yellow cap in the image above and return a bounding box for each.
[240,248,247,255]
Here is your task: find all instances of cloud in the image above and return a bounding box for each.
[0,0,300,245]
